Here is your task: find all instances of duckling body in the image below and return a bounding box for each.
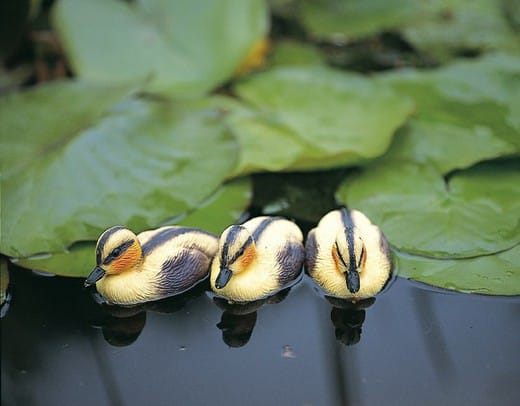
[210,216,304,302]
[306,209,392,300]
[85,226,218,305]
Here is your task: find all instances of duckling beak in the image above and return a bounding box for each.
[84,266,106,287]
[215,267,232,289]
[346,270,360,294]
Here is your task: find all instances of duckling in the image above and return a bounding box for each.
[84,225,218,305]
[305,208,392,300]
[210,216,304,302]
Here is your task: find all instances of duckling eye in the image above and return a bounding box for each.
[103,240,133,265]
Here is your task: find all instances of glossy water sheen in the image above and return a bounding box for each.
[2,266,519,406]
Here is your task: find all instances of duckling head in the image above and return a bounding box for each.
[84,226,143,287]
[333,227,366,294]
[214,225,256,290]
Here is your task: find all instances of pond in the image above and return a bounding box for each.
[2,259,519,405]
[2,1,519,404]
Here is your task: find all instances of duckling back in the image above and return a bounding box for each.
[210,217,304,302]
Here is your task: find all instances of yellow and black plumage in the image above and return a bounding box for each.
[210,216,304,302]
[305,208,392,300]
[85,225,218,305]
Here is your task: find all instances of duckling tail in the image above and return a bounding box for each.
[84,266,106,287]
[346,270,360,293]
[215,267,232,289]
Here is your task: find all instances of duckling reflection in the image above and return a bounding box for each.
[212,288,292,347]
[306,208,392,301]
[85,225,217,305]
[327,296,375,346]
[85,282,207,346]
[211,216,304,302]
[217,311,257,348]
[102,312,147,347]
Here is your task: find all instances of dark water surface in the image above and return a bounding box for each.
[2,265,519,406]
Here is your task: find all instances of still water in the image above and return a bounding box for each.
[2,264,519,406]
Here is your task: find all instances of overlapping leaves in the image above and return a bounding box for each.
[0,81,239,258]
[337,161,520,258]
[229,66,414,175]
[2,0,519,295]
[336,54,520,294]
[296,0,519,62]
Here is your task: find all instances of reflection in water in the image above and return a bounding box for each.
[102,312,147,347]
[331,307,365,346]
[217,312,257,347]
[326,296,376,346]
[212,288,292,347]
[84,282,207,347]
[3,265,520,405]
[412,289,457,387]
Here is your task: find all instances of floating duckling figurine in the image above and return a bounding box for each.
[85,225,218,305]
[305,208,392,300]
[210,216,304,302]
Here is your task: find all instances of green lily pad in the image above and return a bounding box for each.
[382,121,516,174]
[0,80,135,176]
[218,97,307,177]
[395,244,520,296]
[378,53,520,173]
[270,40,325,67]
[336,160,520,258]
[0,81,238,258]
[171,177,252,234]
[299,0,415,40]
[13,178,252,277]
[402,0,520,62]
[53,0,268,96]
[232,66,414,173]
[13,243,95,279]
[297,0,519,61]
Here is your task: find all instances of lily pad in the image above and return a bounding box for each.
[53,0,268,96]
[297,0,519,61]
[381,118,517,174]
[0,81,238,258]
[232,66,414,173]
[336,160,520,258]
[12,243,95,278]
[13,178,252,277]
[270,40,325,67]
[395,244,520,296]
[402,0,520,62]
[378,53,519,173]
[299,0,415,40]
[170,177,252,234]
[219,97,307,176]
[0,80,135,176]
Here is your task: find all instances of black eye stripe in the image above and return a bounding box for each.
[103,240,134,265]
[358,246,365,268]
[222,218,278,266]
[228,235,254,265]
[335,241,348,268]
[96,226,126,264]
